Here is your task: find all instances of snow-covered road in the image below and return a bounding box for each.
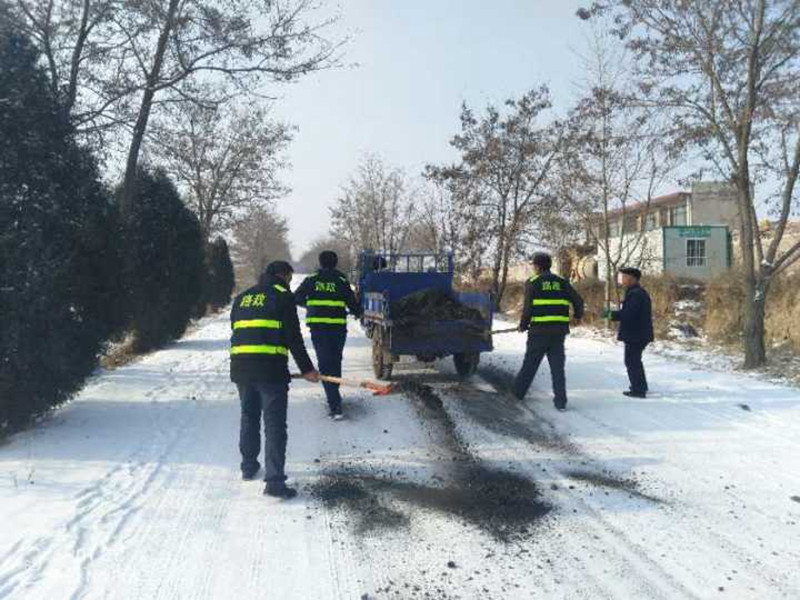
[1,312,799,599]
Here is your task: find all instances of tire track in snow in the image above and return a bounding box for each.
[432,381,697,599]
[472,359,796,597]
[69,368,218,599]
[0,316,233,599]
[378,363,692,598]
[0,370,212,599]
[0,539,52,599]
[545,396,798,593]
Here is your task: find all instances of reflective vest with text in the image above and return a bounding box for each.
[230,284,289,357]
[306,272,349,328]
[529,274,571,325]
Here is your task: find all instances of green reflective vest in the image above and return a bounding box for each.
[230,284,289,356]
[306,272,349,327]
[529,274,571,324]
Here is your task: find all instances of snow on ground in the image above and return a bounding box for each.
[1,311,799,599]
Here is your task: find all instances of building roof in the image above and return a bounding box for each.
[603,191,690,220]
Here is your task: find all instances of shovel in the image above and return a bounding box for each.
[292,373,396,396]
[482,326,520,338]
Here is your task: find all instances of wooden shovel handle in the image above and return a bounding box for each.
[491,327,520,334]
[292,373,390,392]
[483,326,520,337]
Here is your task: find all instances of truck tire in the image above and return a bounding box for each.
[372,330,393,380]
[453,353,479,378]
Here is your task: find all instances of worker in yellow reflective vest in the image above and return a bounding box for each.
[513,252,584,411]
[230,260,319,498]
[295,251,363,420]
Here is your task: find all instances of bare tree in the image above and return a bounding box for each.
[589,0,800,368]
[414,181,490,282]
[5,0,339,187]
[149,101,292,240]
[229,205,292,287]
[426,87,562,307]
[110,0,339,212]
[4,0,141,145]
[330,155,418,262]
[558,24,672,314]
[405,183,450,253]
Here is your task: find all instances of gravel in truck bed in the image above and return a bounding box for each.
[390,288,485,326]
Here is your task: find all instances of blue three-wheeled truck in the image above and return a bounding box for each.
[357,251,494,380]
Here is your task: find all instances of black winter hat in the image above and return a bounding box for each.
[619,267,642,279]
[532,252,552,270]
[319,251,338,269]
[265,260,294,278]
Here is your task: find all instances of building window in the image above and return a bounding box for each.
[623,215,638,234]
[670,204,687,226]
[608,220,620,237]
[686,238,706,267]
[644,212,658,231]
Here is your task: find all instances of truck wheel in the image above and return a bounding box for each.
[372,332,393,380]
[453,353,479,378]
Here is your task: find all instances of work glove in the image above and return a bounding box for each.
[302,369,320,383]
[518,323,529,333]
[601,308,612,319]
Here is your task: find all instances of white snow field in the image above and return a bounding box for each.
[1,312,799,600]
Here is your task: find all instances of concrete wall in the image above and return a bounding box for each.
[663,225,730,280]
[689,182,740,228]
[728,220,800,274]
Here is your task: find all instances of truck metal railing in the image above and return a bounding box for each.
[359,251,454,274]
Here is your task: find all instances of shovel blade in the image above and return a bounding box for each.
[364,382,394,396]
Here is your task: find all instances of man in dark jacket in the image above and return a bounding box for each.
[513,252,585,411]
[294,251,362,420]
[230,260,319,498]
[608,267,654,398]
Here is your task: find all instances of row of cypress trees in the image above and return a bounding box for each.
[0,30,235,432]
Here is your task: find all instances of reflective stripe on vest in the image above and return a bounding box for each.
[307,300,346,307]
[232,319,282,330]
[531,315,570,323]
[306,317,347,325]
[273,284,288,293]
[230,344,289,356]
[532,299,570,306]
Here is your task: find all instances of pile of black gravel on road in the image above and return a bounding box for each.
[310,463,551,544]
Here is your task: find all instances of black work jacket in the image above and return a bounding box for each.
[229,275,314,384]
[519,271,585,336]
[611,284,655,346]
[294,269,362,331]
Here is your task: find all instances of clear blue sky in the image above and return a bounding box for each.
[273,0,594,257]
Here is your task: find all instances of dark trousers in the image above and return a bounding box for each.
[513,333,567,407]
[311,328,347,412]
[624,342,649,394]
[237,382,289,483]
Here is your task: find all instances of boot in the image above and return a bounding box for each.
[264,482,298,499]
[241,462,260,481]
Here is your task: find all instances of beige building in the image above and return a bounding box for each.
[592,182,738,281]
[502,182,742,283]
